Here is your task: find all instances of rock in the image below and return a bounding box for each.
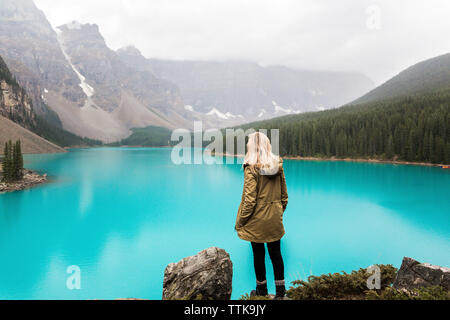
[0,170,47,193]
[393,257,450,291]
[162,247,233,300]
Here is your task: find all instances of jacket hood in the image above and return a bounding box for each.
[246,158,283,178]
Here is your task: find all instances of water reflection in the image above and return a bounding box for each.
[0,148,448,300]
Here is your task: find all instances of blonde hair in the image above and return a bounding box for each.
[244,132,280,175]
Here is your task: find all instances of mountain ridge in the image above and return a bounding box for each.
[0,115,66,154]
[1,0,377,140]
[0,54,65,154]
[352,52,450,105]
[52,21,192,141]
[118,45,375,125]
[0,0,194,142]
[232,53,450,164]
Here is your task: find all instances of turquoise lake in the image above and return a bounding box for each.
[0,147,449,300]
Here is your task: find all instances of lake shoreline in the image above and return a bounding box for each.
[0,169,48,193]
[64,145,172,150]
[64,146,448,168]
[282,156,447,167]
[207,151,447,168]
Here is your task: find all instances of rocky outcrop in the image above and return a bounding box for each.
[0,56,35,129]
[58,24,183,114]
[0,55,67,154]
[393,257,450,291]
[0,0,85,112]
[162,247,233,300]
[52,22,192,141]
[0,169,47,193]
[0,1,192,141]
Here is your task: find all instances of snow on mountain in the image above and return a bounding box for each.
[184,105,195,112]
[272,101,293,114]
[258,109,267,118]
[183,104,246,126]
[274,105,293,114]
[271,101,305,115]
[224,112,244,119]
[206,107,230,120]
[56,28,95,99]
[205,107,243,120]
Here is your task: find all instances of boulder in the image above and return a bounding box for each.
[162,247,233,300]
[393,257,450,291]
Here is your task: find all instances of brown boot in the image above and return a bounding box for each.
[275,280,286,299]
[250,280,268,297]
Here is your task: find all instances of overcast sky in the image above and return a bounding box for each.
[34,0,450,85]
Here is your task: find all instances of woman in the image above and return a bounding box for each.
[235,132,288,299]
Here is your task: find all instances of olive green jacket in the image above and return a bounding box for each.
[235,159,288,243]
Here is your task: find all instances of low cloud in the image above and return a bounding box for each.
[35,0,450,84]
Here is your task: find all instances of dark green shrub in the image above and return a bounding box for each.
[286,264,397,300]
[367,286,450,300]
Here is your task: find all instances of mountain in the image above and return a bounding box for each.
[0,0,85,122]
[0,55,36,130]
[1,53,102,148]
[0,115,65,154]
[0,0,377,140]
[0,0,192,142]
[53,21,192,142]
[352,53,450,105]
[233,53,450,164]
[1,55,65,154]
[118,45,375,124]
[111,126,173,147]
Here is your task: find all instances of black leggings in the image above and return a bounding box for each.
[251,240,284,282]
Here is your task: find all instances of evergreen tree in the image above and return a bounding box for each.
[2,141,12,182]
[16,140,24,179]
[10,140,18,180]
[2,142,9,182]
[445,142,450,164]
[13,140,23,180]
[234,92,449,164]
[386,135,394,159]
[1,140,24,182]
[7,140,13,181]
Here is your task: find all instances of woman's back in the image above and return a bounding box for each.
[235,159,288,243]
[257,168,283,203]
[235,131,288,299]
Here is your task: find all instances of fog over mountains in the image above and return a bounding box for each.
[118,46,374,119]
[0,0,375,142]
